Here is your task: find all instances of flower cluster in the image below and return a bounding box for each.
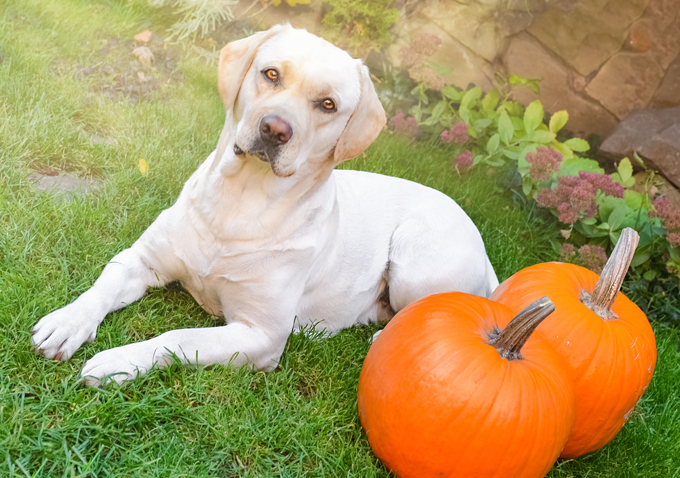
[560,243,608,273]
[537,171,625,224]
[650,196,680,245]
[399,34,442,67]
[526,147,562,181]
[390,112,418,137]
[441,122,469,144]
[454,150,473,172]
[399,34,446,90]
[577,244,608,274]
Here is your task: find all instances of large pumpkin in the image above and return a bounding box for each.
[492,228,656,458]
[358,294,575,478]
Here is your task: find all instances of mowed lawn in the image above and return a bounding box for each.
[1,0,679,476]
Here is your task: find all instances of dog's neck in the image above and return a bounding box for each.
[190,118,337,243]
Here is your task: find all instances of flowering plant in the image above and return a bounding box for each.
[384,37,680,284]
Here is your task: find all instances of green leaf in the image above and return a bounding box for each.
[582,217,597,225]
[460,86,482,109]
[474,118,492,129]
[473,154,484,166]
[624,190,645,210]
[563,137,590,152]
[631,250,651,268]
[643,269,659,280]
[549,110,569,134]
[498,111,514,145]
[607,203,631,230]
[633,152,647,169]
[482,89,500,114]
[615,157,635,187]
[552,140,574,160]
[559,158,604,176]
[486,133,500,154]
[522,176,533,196]
[486,157,505,167]
[525,130,556,143]
[441,86,463,102]
[430,99,447,123]
[459,105,471,124]
[523,100,543,134]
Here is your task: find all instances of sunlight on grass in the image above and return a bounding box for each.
[1,0,679,476]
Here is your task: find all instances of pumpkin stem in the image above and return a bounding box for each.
[490,297,555,361]
[582,228,639,320]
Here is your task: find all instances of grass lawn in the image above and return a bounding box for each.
[1,0,679,476]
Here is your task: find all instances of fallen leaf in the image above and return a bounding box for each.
[132,46,154,67]
[137,71,146,82]
[134,30,152,43]
[138,159,149,176]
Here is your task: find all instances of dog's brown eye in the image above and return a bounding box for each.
[263,69,279,83]
[321,99,336,112]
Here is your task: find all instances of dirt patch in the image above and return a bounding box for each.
[29,169,101,202]
[51,32,183,103]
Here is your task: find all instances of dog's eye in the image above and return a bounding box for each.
[320,98,336,112]
[263,69,279,83]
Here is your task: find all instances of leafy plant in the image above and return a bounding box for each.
[320,0,399,56]
[149,0,238,44]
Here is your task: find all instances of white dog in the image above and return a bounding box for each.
[32,25,498,386]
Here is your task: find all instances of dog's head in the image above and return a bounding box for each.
[218,25,386,178]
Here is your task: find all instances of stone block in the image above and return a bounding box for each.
[651,55,680,108]
[600,107,680,187]
[420,0,532,62]
[388,17,494,91]
[527,0,649,75]
[503,33,618,136]
[585,52,664,119]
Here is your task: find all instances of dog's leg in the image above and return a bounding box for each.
[80,321,289,386]
[32,247,168,361]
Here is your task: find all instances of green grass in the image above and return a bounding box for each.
[1,0,679,476]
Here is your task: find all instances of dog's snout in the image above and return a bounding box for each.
[259,114,293,146]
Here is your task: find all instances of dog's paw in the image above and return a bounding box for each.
[80,344,152,387]
[31,304,98,361]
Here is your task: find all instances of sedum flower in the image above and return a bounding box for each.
[390,112,419,137]
[526,147,562,182]
[441,122,469,144]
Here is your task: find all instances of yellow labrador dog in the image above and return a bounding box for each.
[32,25,498,385]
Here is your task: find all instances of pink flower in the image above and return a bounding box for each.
[454,150,473,172]
[399,34,442,67]
[390,112,419,137]
[536,171,624,224]
[650,196,680,230]
[560,243,576,261]
[667,232,680,246]
[526,147,562,182]
[577,244,608,274]
[408,66,446,90]
[441,122,469,144]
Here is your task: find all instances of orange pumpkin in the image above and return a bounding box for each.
[492,228,656,458]
[358,294,575,478]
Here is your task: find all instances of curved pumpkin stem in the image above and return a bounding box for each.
[582,227,639,320]
[490,297,555,361]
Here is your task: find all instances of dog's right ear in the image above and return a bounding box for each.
[218,25,288,111]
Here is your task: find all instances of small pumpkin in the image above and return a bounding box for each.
[358,294,575,478]
[492,228,656,458]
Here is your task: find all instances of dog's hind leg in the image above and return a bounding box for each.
[383,213,497,315]
[31,247,170,361]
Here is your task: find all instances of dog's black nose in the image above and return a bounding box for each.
[259,114,293,146]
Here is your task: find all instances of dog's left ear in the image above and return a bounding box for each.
[218,25,288,111]
[333,63,387,164]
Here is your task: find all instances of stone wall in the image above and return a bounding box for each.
[258,0,680,139]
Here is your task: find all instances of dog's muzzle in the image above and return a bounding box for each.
[259,114,293,146]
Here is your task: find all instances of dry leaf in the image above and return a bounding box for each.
[138,159,149,176]
[137,71,147,82]
[134,30,152,43]
[132,46,154,67]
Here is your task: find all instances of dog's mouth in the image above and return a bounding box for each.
[234,141,275,164]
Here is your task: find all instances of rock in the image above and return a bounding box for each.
[502,33,618,136]
[29,172,100,202]
[527,0,649,76]
[585,52,664,119]
[651,55,680,108]
[387,17,493,91]
[600,107,680,187]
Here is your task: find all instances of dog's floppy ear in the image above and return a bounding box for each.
[333,63,386,164]
[218,25,288,111]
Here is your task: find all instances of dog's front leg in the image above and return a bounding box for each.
[32,247,167,361]
[80,321,289,386]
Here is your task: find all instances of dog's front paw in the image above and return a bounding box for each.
[32,304,98,361]
[80,344,153,387]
